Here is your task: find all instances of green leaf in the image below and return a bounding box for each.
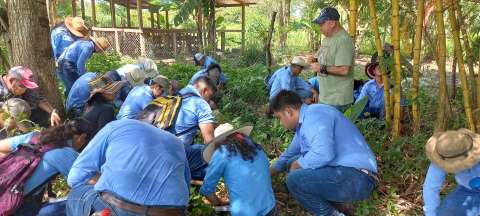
[344,96,368,122]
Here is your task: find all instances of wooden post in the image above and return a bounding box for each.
[241,5,246,52]
[80,0,85,19]
[140,33,146,56]
[72,0,77,16]
[173,32,177,55]
[126,0,131,27]
[157,12,161,29]
[137,0,143,29]
[115,30,121,54]
[150,11,154,28]
[220,31,226,52]
[91,0,96,26]
[166,10,170,29]
[110,0,116,27]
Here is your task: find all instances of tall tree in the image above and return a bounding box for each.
[6,0,63,113]
[368,0,391,127]
[348,0,358,42]
[412,0,424,132]
[446,0,476,132]
[278,0,290,51]
[207,0,216,53]
[391,0,402,138]
[433,0,449,132]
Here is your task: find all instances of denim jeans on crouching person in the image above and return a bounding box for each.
[56,60,80,97]
[286,166,376,216]
[437,185,480,216]
[67,185,187,216]
[186,144,208,180]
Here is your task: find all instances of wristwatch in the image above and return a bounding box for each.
[320,65,328,75]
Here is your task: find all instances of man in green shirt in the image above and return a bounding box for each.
[309,7,354,112]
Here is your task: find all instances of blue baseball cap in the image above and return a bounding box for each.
[313,7,340,24]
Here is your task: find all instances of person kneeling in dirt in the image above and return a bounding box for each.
[355,62,389,119]
[269,90,378,216]
[66,119,190,216]
[194,53,217,70]
[116,75,172,119]
[200,123,277,216]
[189,63,227,91]
[423,129,480,216]
[0,118,94,216]
[266,57,318,105]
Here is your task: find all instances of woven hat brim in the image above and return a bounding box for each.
[202,125,253,163]
[64,17,89,38]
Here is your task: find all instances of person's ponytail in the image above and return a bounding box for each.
[38,118,93,147]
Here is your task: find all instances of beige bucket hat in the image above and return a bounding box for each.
[202,123,253,163]
[291,56,310,68]
[426,129,480,173]
[90,37,111,52]
[64,16,89,38]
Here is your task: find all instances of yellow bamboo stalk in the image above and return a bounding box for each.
[348,0,358,42]
[368,0,391,126]
[433,0,449,132]
[412,0,425,132]
[453,0,477,108]
[447,0,476,132]
[391,0,402,138]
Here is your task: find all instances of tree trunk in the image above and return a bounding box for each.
[391,0,402,138]
[412,0,424,132]
[195,7,204,51]
[368,0,391,127]
[46,0,57,27]
[453,0,476,109]
[348,0,358,43]
[447,0,476,132]
[451,56,457,99]
[265,12,277,73]
[207,0,216,54]
[433,0,449,132]
[7,0,63,113]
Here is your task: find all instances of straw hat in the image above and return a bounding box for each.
[64,16,89,38]
[426,129,480,173]
[88,74,114,90]
[121,64,146,86]
[87,80,125,102]
[202,123,253,163]
[90,37,111,52]
[137,57,159,78]
[291,56,310,68]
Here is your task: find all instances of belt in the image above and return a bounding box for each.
[100,192,185,216]
[358,168,380,186]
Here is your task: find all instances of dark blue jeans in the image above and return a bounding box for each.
[186,144,208,180]
[286,166,375,216]
[57,60,80,97]
[67,185,186,216]
[438,185,480,216]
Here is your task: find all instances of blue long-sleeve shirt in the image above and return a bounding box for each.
[170,85,215,146]
[60,40,95,76]
[201,56,216,69]
[267,66,312,101]
[50,25,78,60]
[423,163,480,216]
[200,139,275,216]
[66,72,97,112]
[308,77,319,92]
[272,104,377,173]
[67,119,190,206]
[355,79,384,111]
[188,69,228,86]
[116,85,155,119]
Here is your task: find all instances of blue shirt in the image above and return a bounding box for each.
[423,163,480,216]
[272,104,377,173]
[188,69,228,86]
[308,77,319,92]
[200,139,275,216]
[170,85,215,146]
[201,56,216,69]
[67,119,190,206]
[50,25,78,60]
[60,40,95,76]
[8,132,78,194]
[355,79,384,111]
[66,72,97,112]
[116,85,155,120]
[267,66,312,101]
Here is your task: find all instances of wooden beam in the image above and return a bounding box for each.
[157,12,161,29]
[80,0,86,19]
[166,10,169,29]
[91,0,96,26]
[72,0,77,16]
[110,0,116,27]
[150,11,154,28]
[241,5,245,52]
[137,0,143,29]
[126,0,131,27]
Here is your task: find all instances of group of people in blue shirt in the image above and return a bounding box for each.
[1,13,479,216]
